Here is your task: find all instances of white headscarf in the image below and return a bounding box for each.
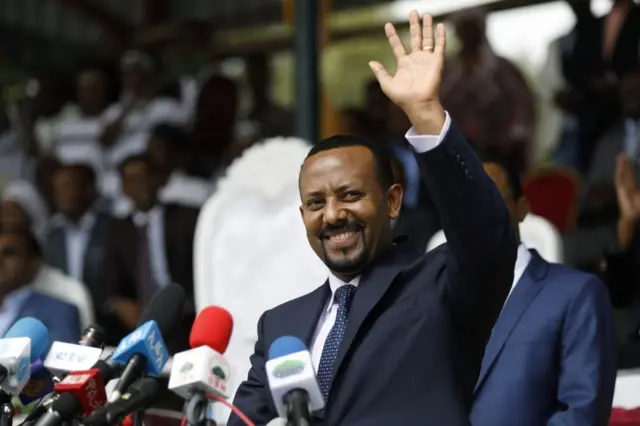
[1,180,50,241]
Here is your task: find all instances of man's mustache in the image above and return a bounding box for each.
[318,221,364,239]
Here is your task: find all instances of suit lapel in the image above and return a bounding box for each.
[49,227,68,273]
[332,242,413,382]
[474,250,549,393]
[289,282,331,347]
[83,214,105,282]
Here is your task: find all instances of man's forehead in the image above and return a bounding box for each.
[300,146,376,185]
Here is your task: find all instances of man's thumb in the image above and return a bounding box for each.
[369,61,391,86]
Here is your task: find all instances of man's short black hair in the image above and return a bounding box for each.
[150,123,190,154]
[479,149,523,200]
[57,163,97,186]
[118,154,153,177]
[303,135,394,191]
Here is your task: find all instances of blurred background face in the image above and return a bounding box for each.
[122,63,148,98]
[77,71,107,116]
[621,71,640,120]
[0,233,35,290]
[483,162,528,238]
[454,14,486,52]
[246,56,270,99]
[122,160,158,211]
[147,135,172,172]
[53,167,95,220]
[0,200,30,233]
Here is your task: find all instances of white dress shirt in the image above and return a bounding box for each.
[308,112,452,370]
[508,244,533,304]
[132,205,172,288]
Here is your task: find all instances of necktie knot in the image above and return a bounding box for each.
[335,284,356,311]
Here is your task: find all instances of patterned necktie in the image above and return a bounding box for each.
[317,284,357,402]
[136,224,156,306]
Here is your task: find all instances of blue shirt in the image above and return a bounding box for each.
[0,286,34,336]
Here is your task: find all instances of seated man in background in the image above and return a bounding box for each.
[0,230,81,342]
[43,162,108,328]
[471,158,616,426]
[104,154,198,350]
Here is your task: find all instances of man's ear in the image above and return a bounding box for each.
[387,183,403,220]
[516,197,530,223]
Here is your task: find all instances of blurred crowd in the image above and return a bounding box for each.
[0,0,638,370]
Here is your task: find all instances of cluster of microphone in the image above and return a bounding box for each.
[0,283,326,426]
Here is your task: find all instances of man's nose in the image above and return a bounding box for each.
[323,199,347,224]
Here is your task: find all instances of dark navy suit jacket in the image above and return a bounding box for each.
[16,292,81,344]
[229,122,518,426]
[471,250,616,426]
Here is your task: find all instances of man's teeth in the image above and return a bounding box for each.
[329,231,357,241]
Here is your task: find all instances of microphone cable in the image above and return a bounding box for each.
[180,393,255,426]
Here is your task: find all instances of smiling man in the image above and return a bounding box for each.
[229,11,517,426]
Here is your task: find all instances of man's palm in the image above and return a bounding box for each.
[369,12,446,108]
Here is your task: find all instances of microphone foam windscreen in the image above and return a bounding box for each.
[139,284,186,338]
[189,306,233,354]
[4,317,50,361]
[268,336,306,360]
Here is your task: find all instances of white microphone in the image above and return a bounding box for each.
[168,307,233,399]
[265,336,323,425]
[168,306,234,426]
[0,318,50,395]
[266,419,287,426]
[44,342,103,379]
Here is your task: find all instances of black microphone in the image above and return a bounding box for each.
[82,378,160,426]
[78,325,106,349]
[109,284,186,401]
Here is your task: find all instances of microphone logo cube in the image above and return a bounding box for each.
[44,342,102,377]
[265,350,324,417]
[55,369,106,415]
[111,320,169,376]
[0,337,31,395]
[168,346,233,400]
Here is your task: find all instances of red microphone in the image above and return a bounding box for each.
[168,306,234,401]
[189,306,233,353]
[53,369,107,415]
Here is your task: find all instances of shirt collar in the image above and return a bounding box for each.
[132,204,162,227]
[326,273,361,313]
[53,208,97,231]
[516,243,532,271]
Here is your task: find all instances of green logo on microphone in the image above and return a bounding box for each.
[273,360,305,378]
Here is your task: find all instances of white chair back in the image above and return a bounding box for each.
[193,137,328,424]
[426,213,563,263]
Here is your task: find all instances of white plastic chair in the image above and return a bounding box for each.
[426,213,563,263]
[193,137,328,424]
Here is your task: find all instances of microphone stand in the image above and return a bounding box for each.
[0,402,13,426]
[283,391,311,426]
[185,394,216,426]
[132,410,144,426]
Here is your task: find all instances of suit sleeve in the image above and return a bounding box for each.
[406,114,517,330]
[228,312,278,426]
[547,278,616,426]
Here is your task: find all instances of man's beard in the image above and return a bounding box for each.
[322,242,370,274]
